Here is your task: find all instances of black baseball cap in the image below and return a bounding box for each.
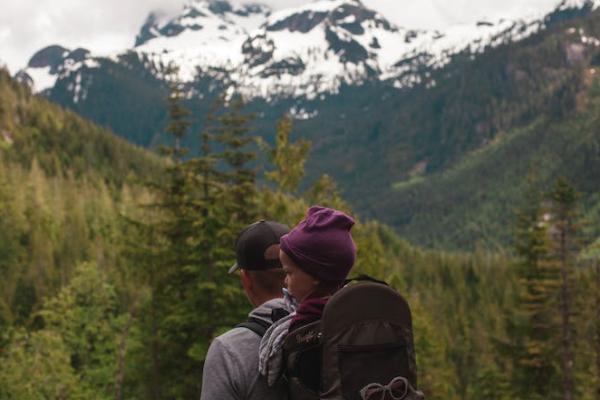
[228,220,290,274]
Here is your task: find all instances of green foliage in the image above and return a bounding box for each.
[0,69,162,186]
[40,262,128,398]
[0,262,129,400]
[123,91,263,399]
[0,65,599,400]
[546,179,581,400]
[509,185,560,399]
[262,115,311,194]
[0,329,88,399]
[385,73,600,249]
[215,95,258,224]
[505,179,594,400]
[163,64,191,161]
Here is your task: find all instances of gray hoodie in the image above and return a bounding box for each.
[200,298,289,400]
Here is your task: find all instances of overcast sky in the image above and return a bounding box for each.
[0,0,562,73]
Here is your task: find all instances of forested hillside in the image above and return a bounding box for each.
[0,69,161,183]
[0,70,599,399]
[380,73,600,249]
[361,7,600,248]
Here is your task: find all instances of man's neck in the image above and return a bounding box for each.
[251,293,282,308]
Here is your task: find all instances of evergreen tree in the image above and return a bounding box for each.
[39,262,127,398]
[596,256,600,400]
[215,94,257,224]
[120,197,168,400]
[472,364,511,400]
[263,115,310,194]
[0,162,25,327]
[180,96,250,396]
[163,64,191,163]
[0,329,87,399]
[257,115,312,224]
[0,262,127,400]
[131,64,199,399]
[409,295,458,400]
[510,186,560,399]
[305,173,347,210]
[547,178,580,400]
[10,277,37,326]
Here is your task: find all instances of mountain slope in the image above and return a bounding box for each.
[368,49,600,248]
[292,5,600,249]
[0,68,161,184]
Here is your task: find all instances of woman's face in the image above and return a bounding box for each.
[280,249,318,303]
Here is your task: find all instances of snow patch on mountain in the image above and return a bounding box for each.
[129,0,600,100]
[16,47,100,95]
[134,0,270,82]
[22,66,56,92]
[267,0,349,23]
[16,0,600,102]
[559,0,600,10]
[289,105,319,120]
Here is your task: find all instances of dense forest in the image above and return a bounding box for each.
[0,66,599,400]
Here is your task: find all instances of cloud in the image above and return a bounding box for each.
[243,0,561,28]
[231,0,303,10]
[0,27,11,41]
[0,0,186,72]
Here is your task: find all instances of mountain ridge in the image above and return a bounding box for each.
[17,0,598,100]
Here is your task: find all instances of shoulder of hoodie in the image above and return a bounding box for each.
[213,325,260,351]
[210,297,287,355]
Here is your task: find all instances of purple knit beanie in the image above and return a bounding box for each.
[280,206,356,282]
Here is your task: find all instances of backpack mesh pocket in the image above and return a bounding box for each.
[291,343,322,395]
[337,341,409,400]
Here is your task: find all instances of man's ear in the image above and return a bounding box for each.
[240,269,253,291]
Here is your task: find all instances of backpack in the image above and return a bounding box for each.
[282,277,422,400]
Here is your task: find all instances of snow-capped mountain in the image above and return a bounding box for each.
[16,0,600,100]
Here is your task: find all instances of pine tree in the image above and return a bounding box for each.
[263,115,310,194]
[215,94,257,224]
[510,186,560,399]
[163,64,191,163]
[547,178,580,400]
[129,64,199,399]
[595,255,600,400]
[256,115,311,224]
[120,201,167,400]
[156,65,203,399]
[305,173,347,210]
[180,97,249,395]
[0,162,26,327]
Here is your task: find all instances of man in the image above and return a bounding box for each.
[200,220,291,400]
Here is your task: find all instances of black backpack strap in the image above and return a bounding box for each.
[236,308,291,337]
[235,317,272,337]
[344,274,388,286]
[271,307,290,323]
